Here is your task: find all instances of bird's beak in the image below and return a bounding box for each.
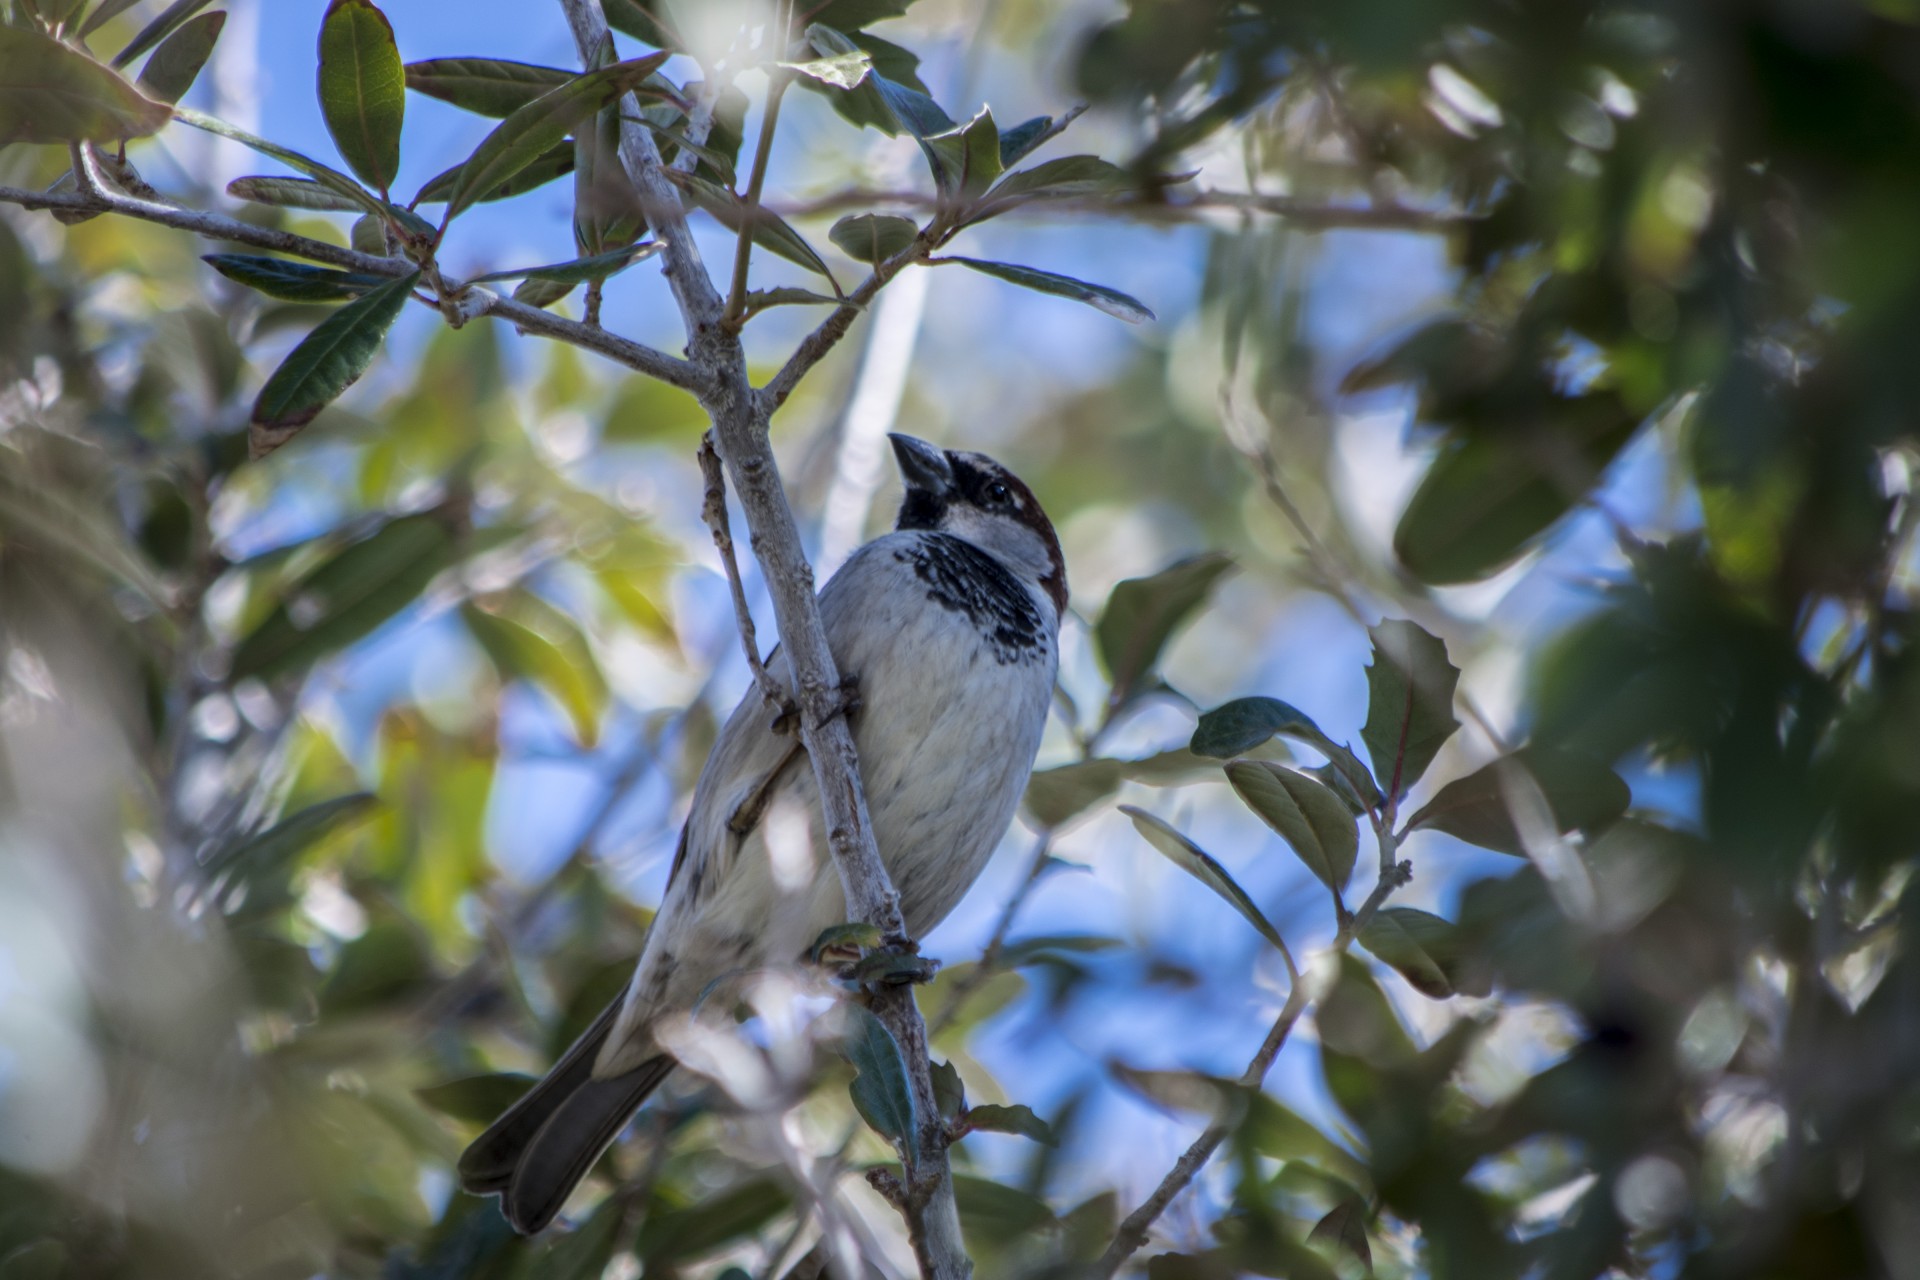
[889,433,953,495]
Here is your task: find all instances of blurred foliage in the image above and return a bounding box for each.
[5,0,1920,1276]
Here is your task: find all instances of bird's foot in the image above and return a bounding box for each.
[769,674,859,736]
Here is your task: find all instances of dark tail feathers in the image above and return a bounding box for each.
[458,998,674,1234]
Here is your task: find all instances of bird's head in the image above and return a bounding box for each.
[889,433,1066,615]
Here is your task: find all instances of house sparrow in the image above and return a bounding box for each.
[460,434,1066,1233]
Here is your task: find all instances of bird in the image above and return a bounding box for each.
[459,433,1066,1233]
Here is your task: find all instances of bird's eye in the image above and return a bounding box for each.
[986,481,1010,505]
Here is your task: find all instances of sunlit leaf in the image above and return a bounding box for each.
[318,0,404,192]
[132,9,222,105]
[838,1004,918,1159]
[80,0,147,38]
[828,212,917,263]
[110,0,213,68]
[1122,805,1290,956]
[414,141,572,206]
[402,57,571,118]
[1405,746,1630,855]
[461,596,608,746]
[441,52,670,221]
[511,276,575,309]
[203,254,386,302]
[801,27,927,134]
[1225,761,1359,893]
[249,270,418,456]
[946,256,1154,323]
[226,174,365,211]
[1096,552,1232,707]
[1359,620,1460,799]
[0,24,168,142]
[177,105,382,213]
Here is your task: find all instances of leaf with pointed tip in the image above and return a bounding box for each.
[1192,696,1382,808]
[1405,746,1629,855]
[742,286,845,314]
[801,28,927,134]
[681,173,838,284]
[963,1104,1058,1146]
[512,277,574,309]
[133,9,222,105]
[178,106,382,212]
[1096,552,1232,707]
[997,114,1053,166]
[990,155,1127,201]
[946,256,1154,324]
[838,1004,918,1159]
[946,107,1001,198]
[782,27,870,90]
[226,174,365,211]
[441,52,670,222]
[1360,620,1460,798]
[1357,906,1488,999]
[462,596,608,746]
[248,270,418,456]
[603,0,676,48]
[467,242,658,286]
[1109,1063,1244,1119]
[1123,806,1290,957]
[203,254,387,302]
[414,141,572,206]
[202,792,379,879]
[0,24,169,142]
[80,0,146,38]
[1225,761,1359,894]
[1022,749,1213,829]
[402,57,571,118]
[1306,1200,1373,1269]
[828,213,917,264]
[111,0,213,68]
[930,1059,966,1121]
[318,0,404,191]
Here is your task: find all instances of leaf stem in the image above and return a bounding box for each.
[721,67,790,328]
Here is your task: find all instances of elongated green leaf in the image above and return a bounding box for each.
[800,27,927,134]
[203,254,386,302]
[1225,761,1360,894]
[441,52,670,221]
[177,106,381,212]
[742,286,845,314]
[963,1103,1058,1145]
[839,1004,918,1159]
[318,0,404,192]
[132,8,222,105]
[111,0,213,68]
[931,1059,966,1120]
[0,24,169,142]
[990,155,1127,201]
[603,0,676,48]
[1359,619,1460,799]
[403,57,571,118]
[574,34,644,258]
[997,114,1053,166]
[1022,749,1212,829]
[1192,696,1383,808]
[1357,906,1489,999]
[467,242,658,286]
[203,792,380,879]
[828,213,917,264]
[951,107,1001,198]
[946,256,1154,323]
[249,270,418,457]
[414,140,572,206]
[414,1073,536,1124]
[1096,552,1232,707]
[461,595,608,745]
[1405,746,1629,855]
[512,276,575,309]
[231,510,457,678]
[80,0,146,38]
[682,173,838,284]
[1110,1063,1244,1118]
[1123,805,1290,956]
[226,174,363,211]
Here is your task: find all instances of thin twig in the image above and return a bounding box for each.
[722,65,791,327]
[698,432,794,717]
[930,829,1054,1037]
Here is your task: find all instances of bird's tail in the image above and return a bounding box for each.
[457,998,674,1234]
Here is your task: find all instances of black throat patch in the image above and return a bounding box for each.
[894,533,1049,666]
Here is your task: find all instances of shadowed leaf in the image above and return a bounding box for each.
[414,1073,536,1124]
[133,9,223,105]
[415,141,572,206]
[178,106,381,212]
[989,155,1127,201]
[1097,552,1232,707]
[1226,761,1359,893]
[227,174,365,211]
[682,173,838,284]
[838,1004,917,1159]
[203,254,386,302]
[1123,806,1290,957]
[403,57,570,118]
[1307,1199,1373,1270]
[1359,620,1460,799]
[1357,906,1489,999]
[828,212,917,263]
[946,256,1154,323]
[203,792,379,880]
[467,242,658,287]
[963,1103,1058,1145]
[1406,746,1630,855]
[111,0,214,68]
[249,270,418,456]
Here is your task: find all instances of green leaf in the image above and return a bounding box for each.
[1022,749,1213,829]
[441,52,670,222]
[930,1058,966,1120]
[203,254,387,302]
[810,921,883,961]
[1192,696,1383,808]
[1394,395,1640,584]
[132,8,222,105]
[963,1103,1058,1145]
[1122,805,1290,956]
[512,276,575,309]
[1306,1199,1373,1270]
[573,36,645,258]
[1225,761,1359,894]
[828,212,917,263]
[80,0,146,38]
[226,174,366,211]
[414,140,572,206]
[1095,552,1232,707]
[742,286,845,314]
[177,106,382,213]
[202,791,379,880]
[989,155,1127,201]
[681,173,838,284]
[946,256,1154,324]
[467,242,658,286]
[782,26,870,89]
[996,114,1053,166]
[321,915,432,1013]
[231,510,457,679]
[414,1073,536,1124]
[801,28,927,134]
[402,57,571,118]
[603,0,676,48]
[249,270,418,456]
[1357,906,1489,999]
[1110,1063,1244,1118]
[461,596,608,746]
[838,1004,918,1159]
[1360,618,1461,799]
[0,24,169,142]
[110,0,213,68]
[1405,746,1629,855]
[317,0,403,192]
